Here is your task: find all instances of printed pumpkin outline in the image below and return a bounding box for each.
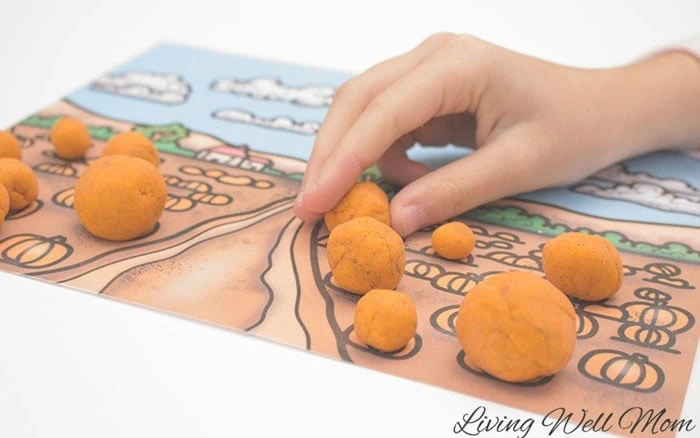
[0,234,73,269]
[179,165,276,189]
[464,203,700,264]
[624,262,695,290]
[430,304,460,337]
[342,325,423,360]
[578,349,665,393]
[611,287,696,354]
[6,199,43,220]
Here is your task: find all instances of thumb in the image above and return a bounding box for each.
[390,136,545,237]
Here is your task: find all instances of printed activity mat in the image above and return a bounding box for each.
[2,44,699,436]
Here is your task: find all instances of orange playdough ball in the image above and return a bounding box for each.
[0,158,39,211]
[431,221,475,260]
[542,232,623,301]
[74,155,167,241]
[103,131,160,167]
[0,130,21,160]
[50,117,91,159]
[327,216,405,294]
[456,271,577,383]
[0,184,10,228]
[354,289,418,352]
[324,181,390,231]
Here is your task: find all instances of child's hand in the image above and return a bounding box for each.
[294,34,700,236]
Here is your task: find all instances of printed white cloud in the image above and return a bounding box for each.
[211,77,333,107]
[92,71,190,104]
[213,108,320,135]
[574,183,700,216]
[591,164,697,195]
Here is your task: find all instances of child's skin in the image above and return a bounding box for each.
[294,34,700,236]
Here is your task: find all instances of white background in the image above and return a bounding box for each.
[0,1,699,437]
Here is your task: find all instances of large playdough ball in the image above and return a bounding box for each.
[354,289,417,352]
[324,181,390,231]
[0,157,39,211]
[50,117,92,160]
[103,131,160,167]
[74,155,167,241]
[542,232,623,301]
[326,216,405,294]
[456,271,577,383]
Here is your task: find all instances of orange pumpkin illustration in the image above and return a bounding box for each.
[164,175,211,193]
[619,325,672,349]
[6,199,43,220]
[165,195,195,212]
[579,349,664,393]
[0,234,73,269]
[344,326,422,360]
[189,192,232,206]
[430,305,459,337]
[34,162,78,178]
[405,259,443,280]
[52,187,75,209]
[486,251,541,270]
[645,263,681,277]
[576,312,599,339]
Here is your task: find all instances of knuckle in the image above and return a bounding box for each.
[441,178,470,216]
[426,32,456,45]
[334,79,358,100]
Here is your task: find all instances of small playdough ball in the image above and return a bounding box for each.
[0,130,21,160]
[324,181,390,231]
[0,158,39,211]
[0,184,10,228]
[431,221,475,260]
[103,131,160,167]
[74,155,167,241]
[327,216,405,294]
[456,271,576,383]
[354,289,418,352]
[542,232,623,301]
[50,117,91,160]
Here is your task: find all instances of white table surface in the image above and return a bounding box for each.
[0,1,699,437]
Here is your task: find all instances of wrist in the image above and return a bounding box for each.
[611,51,700,156]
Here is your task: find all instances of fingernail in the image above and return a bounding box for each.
[398,204,424,237]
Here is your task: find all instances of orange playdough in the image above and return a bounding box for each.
[0,158,39,211]
[542,232,623,301]
[354,289,418,352]
[50,117,92,159]
[0,130,21,160]
[0,184,10,229]
[324,181,390,231]
[103,131,160,167]
[456,271,577,383]
[431,221,475,260]
[327,216,405,294]
[74,155,167,241]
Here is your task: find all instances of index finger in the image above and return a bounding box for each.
[299,51,485,215]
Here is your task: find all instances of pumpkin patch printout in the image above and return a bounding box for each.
[1,44,699,436]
